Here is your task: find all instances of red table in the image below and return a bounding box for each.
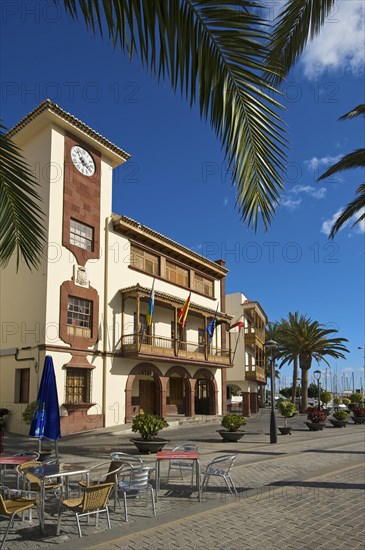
[0,455,37,487]
[155,451,201,501]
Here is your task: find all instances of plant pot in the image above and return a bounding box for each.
[130,437,169,454]
[329,419,347,428]
[217,430,245,442]
[278,426,292,435]
[304,421,326,431]
[351,416,365,424]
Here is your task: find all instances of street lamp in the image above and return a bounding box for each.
[313,370,321,411]
[358,347,365,398]
[264,339,279,444]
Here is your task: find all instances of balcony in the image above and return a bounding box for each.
[120,333,232,367]
[245,364,266,384]
[244,326,265,347]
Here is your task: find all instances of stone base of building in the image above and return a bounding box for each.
[60,410,104,434]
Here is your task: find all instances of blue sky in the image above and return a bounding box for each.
[1,1,364,392]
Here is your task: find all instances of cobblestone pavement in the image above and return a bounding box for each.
[1,411,364,550]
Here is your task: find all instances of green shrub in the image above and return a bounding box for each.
[350,393,364,404]
[278,401,297,427]
[131,413,169,441]
[320,391,332,406]
[221,414,246,432]
[22,401,38,425]
[342,398,351,406]
[333,410,349,421]
[333,397,342,405]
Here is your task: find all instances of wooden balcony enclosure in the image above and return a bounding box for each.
[120,333,232,368]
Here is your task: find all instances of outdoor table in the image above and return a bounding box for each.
[27,461,90,532]
[0,455,37,487]
[155,451,201,502]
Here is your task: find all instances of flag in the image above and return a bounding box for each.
[229,321,245,332]
[207,303,219,340]
[178,292,191,328]
[146,280,155,326]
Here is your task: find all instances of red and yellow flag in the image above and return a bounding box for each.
[177,292,191,328]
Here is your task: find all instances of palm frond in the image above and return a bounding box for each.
[59,0,286,230]
[265,0,336,84]
[318,149,365,180]
[329,184,365,238]
[339,104,365,121]
[0,122,45,270]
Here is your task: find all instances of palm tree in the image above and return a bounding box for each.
[0,123,45,270]
[275,315,348,412]
[318,105,365,238]
[275,312,302,404]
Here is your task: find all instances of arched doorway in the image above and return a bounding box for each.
[165,366,191,416]
[125,363,163,421]
[194,369,218,415]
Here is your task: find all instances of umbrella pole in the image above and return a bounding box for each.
[55,440,59,460]
[38,438,42,454]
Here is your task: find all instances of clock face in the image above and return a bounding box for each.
[71,146,96,176]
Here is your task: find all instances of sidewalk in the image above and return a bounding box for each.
[1,411,364,550]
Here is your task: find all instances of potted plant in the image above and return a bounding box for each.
[131,413,169,453]
[305,406,327,431]
[320,391,332,414]
[277,401,296,435]
[351,406,365,424]
[217,414,246,441]
[342,398,351,409]
[329,410,349,428]
[348,393,364,411]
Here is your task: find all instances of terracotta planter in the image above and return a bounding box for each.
[130,438,169,454]
[217,430,245,442]
[278,426,292,435]
[304,421,326,431]
[351,416,365,424]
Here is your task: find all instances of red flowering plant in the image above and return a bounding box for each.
[352,406,365,418]
[306,406,327,423]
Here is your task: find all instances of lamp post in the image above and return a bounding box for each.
[313,370,321,411]
[358,347,365,399]
[264,339,278,444]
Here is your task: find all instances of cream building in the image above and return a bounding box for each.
[226,292,267,416]
[0,100,232,435]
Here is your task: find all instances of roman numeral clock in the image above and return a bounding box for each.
[70,145,96,177]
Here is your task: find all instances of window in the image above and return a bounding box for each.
[166,261,189,288]
[67,296,92,338]
[198,328,206,353]
[15,368,30,403]
[193,273,213,297]
[70,219,93,251]
[65,368,91,404]
[134,313,149,343]
[130,245,159,275]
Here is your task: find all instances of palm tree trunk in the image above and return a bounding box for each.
[291,356,298,404]
[301,368,309,412]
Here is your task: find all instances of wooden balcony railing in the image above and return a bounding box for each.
[245,364,266,384]
[244,326,265,345]
[120,333,232,366]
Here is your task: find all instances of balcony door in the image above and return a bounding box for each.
[195,379,209,414]
[169,377,184,414]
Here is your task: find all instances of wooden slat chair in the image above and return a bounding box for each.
[16,461,62,497]
[0,489,38,550]
[56,482,113,538]
[78,461,129,511]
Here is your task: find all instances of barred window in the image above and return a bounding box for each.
[130,245,159,275]
[67,296,92,338]
[65,368,91,404]
[166,261,189,288]
[70,219,93,251]
[193,273,213,297]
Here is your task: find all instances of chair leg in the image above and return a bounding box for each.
[0,516,13,550]
[75,514,83,537]
[56,501,62,535]
[201,474,209,494]
[150,487,157,517]
[123,492,128,522]
[228,474,237,495]
[223,475,234,494]
[106,507,112,530]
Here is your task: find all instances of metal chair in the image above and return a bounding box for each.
[201,455,238,495]
[16,461,62,497]
[0,488,38,550]
[116,467,156,522]
[110,452,143,467]
[166,445,200,485]
[78,460,129,511]
[0,452,40,488]
[56,482,113,537]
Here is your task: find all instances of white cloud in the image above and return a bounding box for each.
[281,197,302,210]
[304,155,342,172]
[290,185,327,199]
[321,207,365,236]
[301,1,365,79]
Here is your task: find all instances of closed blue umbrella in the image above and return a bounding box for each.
[29,355,61,456]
